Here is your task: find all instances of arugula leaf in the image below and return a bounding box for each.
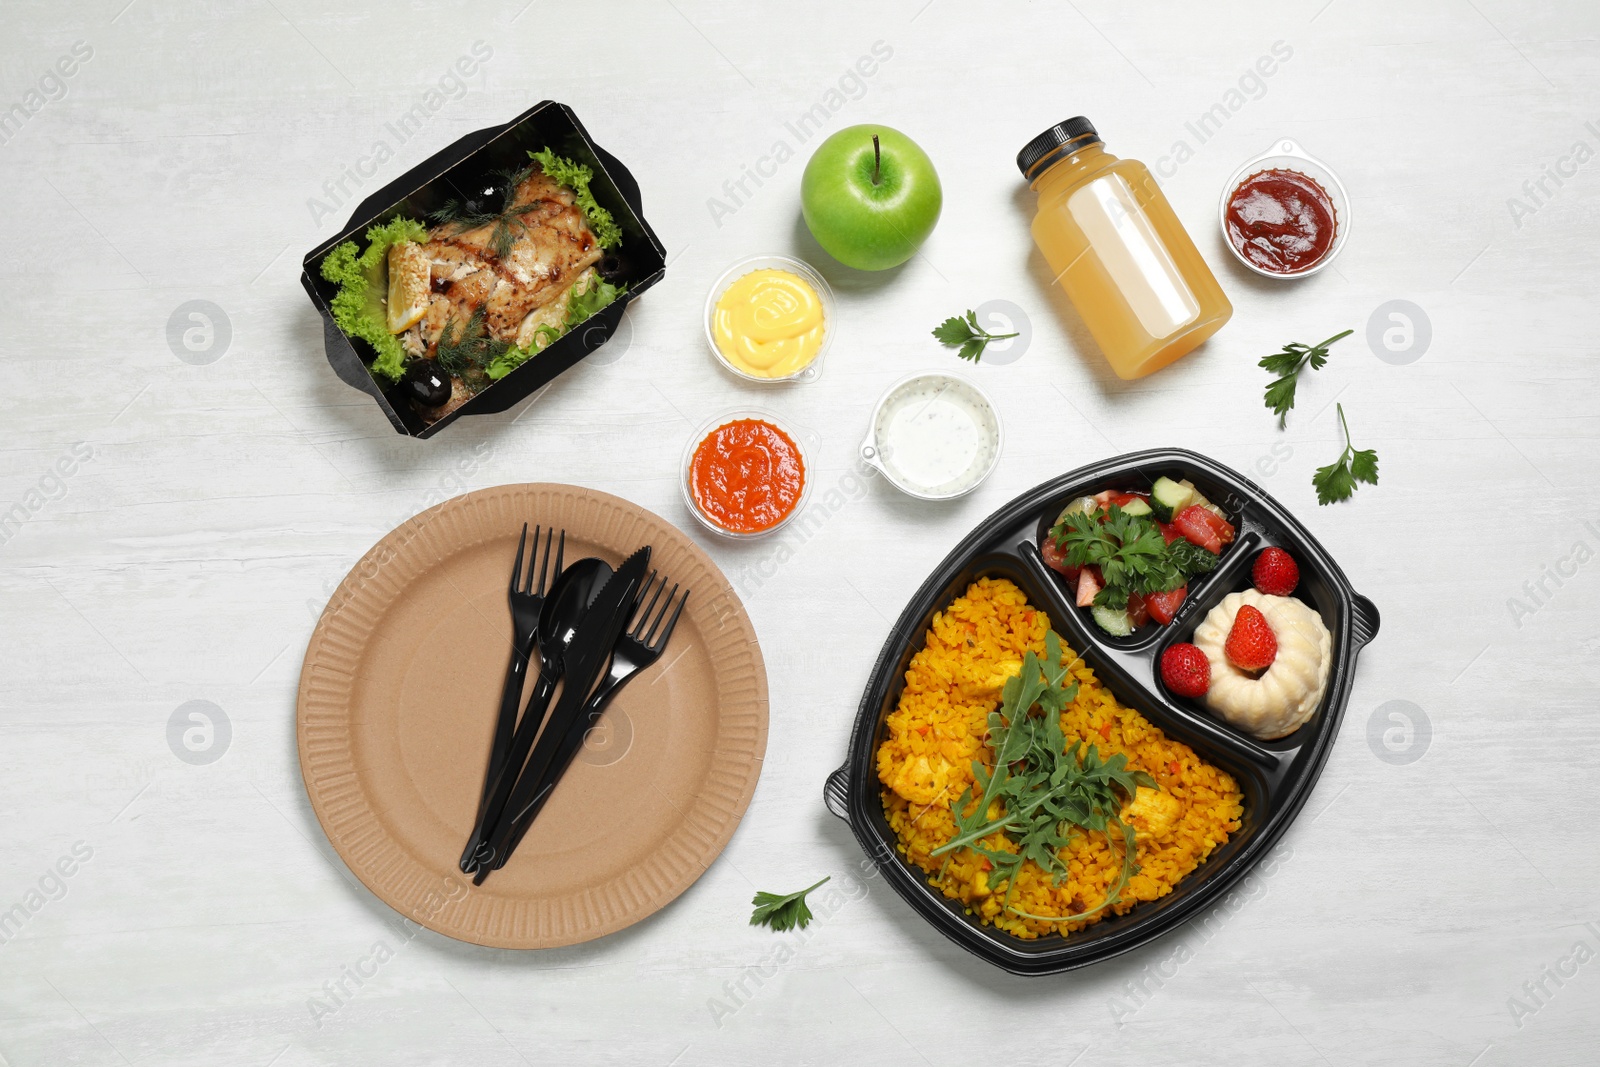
[929,631,1158,923]
[750,877,829,932]
[1313,402,1380,505]
[529,148,622,250]
[932,309,1019,363]
[1260,329,1351,427]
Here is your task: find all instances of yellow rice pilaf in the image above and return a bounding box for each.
[876,577,1243,939]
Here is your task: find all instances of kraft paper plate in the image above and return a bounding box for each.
[296,484,768,948]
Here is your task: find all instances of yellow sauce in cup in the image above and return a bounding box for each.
[712,269,825,379]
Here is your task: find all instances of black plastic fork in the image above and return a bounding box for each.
[465,524,562,861]
[490,572,690,871]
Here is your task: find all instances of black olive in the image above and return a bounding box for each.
[402,361,453,408]
[597,253,625,280]
[460,181,501,217]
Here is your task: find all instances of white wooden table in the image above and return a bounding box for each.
[3,2,1596,1064]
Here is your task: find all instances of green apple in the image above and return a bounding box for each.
[801,124,941,271]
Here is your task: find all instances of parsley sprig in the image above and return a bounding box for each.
[749,877,829,932]
[932,310,1019,363]
[930,632,1157,922]
[1260,329,1351,426]
[1313,402,1380,505]
[1050,504,1217,610]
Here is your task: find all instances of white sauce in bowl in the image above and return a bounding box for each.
[867,374,1001,499]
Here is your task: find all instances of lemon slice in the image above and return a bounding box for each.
[386,241,430,333]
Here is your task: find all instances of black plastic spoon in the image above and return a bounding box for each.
[458,556,613,873]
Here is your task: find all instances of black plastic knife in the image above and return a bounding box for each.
[472,545,651,881]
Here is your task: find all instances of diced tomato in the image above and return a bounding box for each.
[1126,591,1150,628]
[979,858,993,871]
[1075,566,1103,608]
[1174,505,1227,553]
[915,724,931,736]
[1110,491,1147,509]
[1155,520,1182,545]
[1169,760,1182,776]
[1145,585,1187,625]
[1039,536,1081,582]
[1184,505,1241,547]
[1098,722,1112,740]
[1203,508,1236,545]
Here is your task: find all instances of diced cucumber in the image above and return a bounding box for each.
[1150,477,1195,522]
[1091,605,1134,637]
[1118,497,1153,518]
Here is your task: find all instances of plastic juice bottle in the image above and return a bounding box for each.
[1018,117,1232,379]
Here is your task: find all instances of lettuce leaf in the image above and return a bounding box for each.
[319,216,428,383]
[528,148,622,250]
[567,274,626,322]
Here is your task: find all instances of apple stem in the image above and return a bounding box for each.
[871,134,881,186]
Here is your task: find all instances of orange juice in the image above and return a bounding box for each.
[1018,118,1232,379]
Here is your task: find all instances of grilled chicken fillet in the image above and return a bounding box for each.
[399,168,605,361]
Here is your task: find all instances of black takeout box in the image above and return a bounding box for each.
[826,449,1380,975]
[300,101,666,438]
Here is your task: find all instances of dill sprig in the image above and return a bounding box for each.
[433,306,512,393]
[429,165,541,260]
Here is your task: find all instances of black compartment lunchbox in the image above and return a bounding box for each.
[299,101,666,438]
[825,448,1379,975]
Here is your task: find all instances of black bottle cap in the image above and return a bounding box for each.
[1016,117,1101,179]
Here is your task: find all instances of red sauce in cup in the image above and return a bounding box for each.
[689,419,806,534]
[1224,168,1337,274]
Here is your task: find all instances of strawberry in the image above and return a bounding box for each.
[1040,536,1081,582]
[1145,584,1187,625]
[1075,565,1103,608]
[1160,643,1211,698]
[1252,547,1299,597]
[1224,605,1278,672]
[1126,590,1150,628]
